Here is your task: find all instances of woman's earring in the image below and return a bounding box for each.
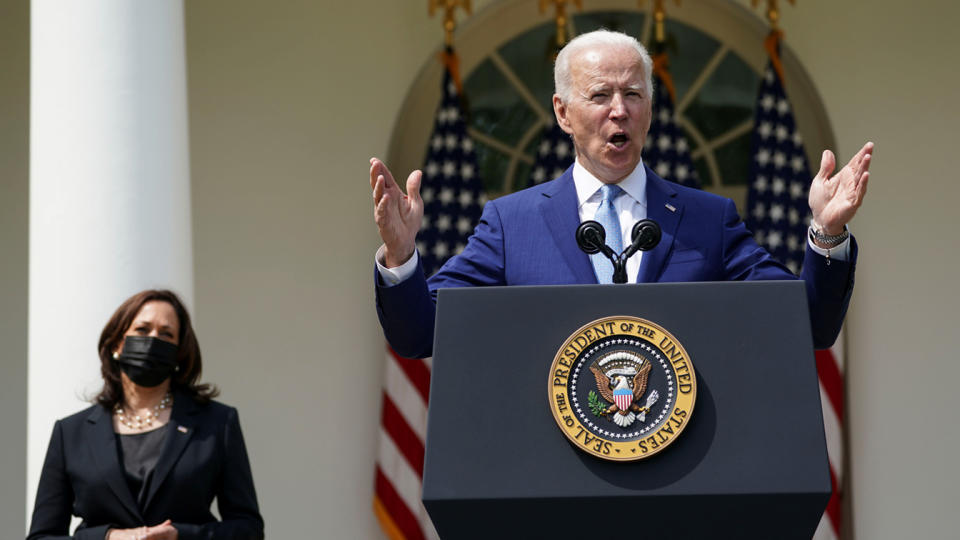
[112,351,119,360]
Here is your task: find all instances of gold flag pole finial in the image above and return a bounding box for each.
[752,0,795,84]
[429,0,472,48]
[750,0,795,31]
[639,0,681,44]
[539,0,582,48]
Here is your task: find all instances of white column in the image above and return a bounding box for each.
[28,0,192,526]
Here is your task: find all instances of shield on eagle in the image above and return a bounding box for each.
[614,387,632,411]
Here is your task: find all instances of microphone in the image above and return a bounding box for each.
[622,219,662,258]
[576,219,662,284]
[576,220,608,255]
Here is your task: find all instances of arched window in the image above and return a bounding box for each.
[388,0,833,210]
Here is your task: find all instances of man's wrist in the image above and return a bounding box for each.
[809,223,849,248]
[810,218,845,237]
[376,245,420,286]
[383,246,415,268]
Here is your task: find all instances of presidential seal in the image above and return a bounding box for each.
[548,316,696,461]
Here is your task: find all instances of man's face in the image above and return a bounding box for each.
[553,44,652,184]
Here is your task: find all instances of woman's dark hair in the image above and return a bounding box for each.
[95,289,219,409]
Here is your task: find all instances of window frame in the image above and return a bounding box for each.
[387,0,834,211]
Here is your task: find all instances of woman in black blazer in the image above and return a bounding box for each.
[28,290,264,540]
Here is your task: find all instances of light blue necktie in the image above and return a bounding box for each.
[590,184,624,284]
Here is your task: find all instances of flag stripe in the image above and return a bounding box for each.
[824,465,842,534]
[819,379,844,481]
[377,427,425,522]
[816,349,845,421]
[384,353,429,440]
[374,467,424,540]
[381,393,426,477]
[373,495,410,540]
[812,511,838,540]
[388,347,431,404]
[830,338,845,373]
[417,500,441,540]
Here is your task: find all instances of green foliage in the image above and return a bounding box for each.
[588,391,608,417]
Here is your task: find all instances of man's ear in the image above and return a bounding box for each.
[553,94,574,135]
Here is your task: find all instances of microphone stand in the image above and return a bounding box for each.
[576,219,662,284]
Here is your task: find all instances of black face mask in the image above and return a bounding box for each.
[115,336,179,387]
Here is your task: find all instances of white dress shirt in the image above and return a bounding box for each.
[572,159,648,282]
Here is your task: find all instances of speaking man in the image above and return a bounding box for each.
[369,30,871,359]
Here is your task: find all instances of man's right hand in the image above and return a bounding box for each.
[370,157,423,268]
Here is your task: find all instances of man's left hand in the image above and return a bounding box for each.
[808,141,873,235]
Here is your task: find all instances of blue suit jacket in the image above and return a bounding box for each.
[376,166,856,358]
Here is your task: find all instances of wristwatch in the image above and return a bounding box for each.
[808,224,849,247]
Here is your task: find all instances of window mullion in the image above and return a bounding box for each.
[675,45,728,114]
[489,52,553,124]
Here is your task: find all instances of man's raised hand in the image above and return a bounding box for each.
[370,158,424,267]
[809,141,873,236]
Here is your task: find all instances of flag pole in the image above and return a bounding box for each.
[751,0,794,84]
[539,0,582,49]
[428,0,471,93]
[750,0,797,32]
[640,0,682,103]
[428,0,472,49]
[639,0,681,45]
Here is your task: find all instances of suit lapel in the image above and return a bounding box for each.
[637,167,683,283]
[142,391,197,512]
[539,169,598,284]
[86,406,143,522]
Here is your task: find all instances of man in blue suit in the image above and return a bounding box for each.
[370,30,871,360]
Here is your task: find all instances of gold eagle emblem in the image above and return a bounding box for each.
[589,351,659,427]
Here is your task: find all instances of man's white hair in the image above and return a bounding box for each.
[554,29,653,103]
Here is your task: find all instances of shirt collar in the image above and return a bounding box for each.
[572,159,648,209]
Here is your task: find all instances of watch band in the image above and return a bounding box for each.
[809,225,850,247]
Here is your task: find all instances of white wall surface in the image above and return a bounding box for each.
[0,0,28,534]
[765,1,960,538]
[183,2,442,538]
[3,0,958,538]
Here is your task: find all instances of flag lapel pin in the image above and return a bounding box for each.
[177,425,188,434]
[665,203,677,212]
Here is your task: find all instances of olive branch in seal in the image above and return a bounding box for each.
[587,391,608,417]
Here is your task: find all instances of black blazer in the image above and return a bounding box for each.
[28,392,264,540]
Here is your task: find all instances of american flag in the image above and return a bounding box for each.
[745,34,845,540]
[373,54,484,540]
[415,69,485,275]
[644,53,701,189]
[528,122,574,187]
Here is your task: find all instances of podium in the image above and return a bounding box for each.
[421,281,831,539]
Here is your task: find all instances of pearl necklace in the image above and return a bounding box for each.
[114,393,172,431]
